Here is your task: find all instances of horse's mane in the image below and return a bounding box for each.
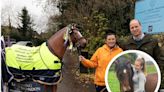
[48,27,66,40]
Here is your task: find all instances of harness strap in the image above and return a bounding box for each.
[32,73,63,85]
[100,87,107,92]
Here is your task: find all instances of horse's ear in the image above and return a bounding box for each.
[67,24,73,34]
[126,60,131,65]
[68,23,77,34]
[114,60,119,65]
[126,61,129,64]
[126,60,132,69]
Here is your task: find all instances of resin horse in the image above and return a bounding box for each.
[2,24,86,92]
[45,23,87,92]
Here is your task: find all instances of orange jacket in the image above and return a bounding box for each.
[81,44,123,86]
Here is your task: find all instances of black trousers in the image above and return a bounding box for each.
[95,85,108,92]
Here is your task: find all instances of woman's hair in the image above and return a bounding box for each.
[105,29,116,39]
[136,56,146,75]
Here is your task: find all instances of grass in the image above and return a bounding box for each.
[107,64,157,92]
[146,64,157,74]
[108,71,120,92]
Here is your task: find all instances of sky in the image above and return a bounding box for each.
[1,0,59,33]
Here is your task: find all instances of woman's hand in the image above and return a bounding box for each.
[79,55,86,62]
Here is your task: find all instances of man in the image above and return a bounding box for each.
[121,19,164,89]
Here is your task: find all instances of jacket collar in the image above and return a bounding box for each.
[103,44,119,51]
[129,34,152,44]
[133,33,145,41]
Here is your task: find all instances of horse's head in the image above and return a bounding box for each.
[64,24,86,49]
[115,57,134,92]
[48,23,86,59]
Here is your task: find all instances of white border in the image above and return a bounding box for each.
[105,50,161,92]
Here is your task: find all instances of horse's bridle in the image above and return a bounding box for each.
[65,24,85,49]
[70,28,86,56]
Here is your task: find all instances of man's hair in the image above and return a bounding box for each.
[130,19,142,26]
[136,19,141,25]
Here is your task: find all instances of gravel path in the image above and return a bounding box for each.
[57,50,96,92]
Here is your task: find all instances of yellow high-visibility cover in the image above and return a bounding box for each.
[5,42,61,70]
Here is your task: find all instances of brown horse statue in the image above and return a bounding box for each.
[45,24,86,92]
[115,56,158,92]
[2,24,86,92]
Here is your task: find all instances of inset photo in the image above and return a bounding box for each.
[105,50,161,92]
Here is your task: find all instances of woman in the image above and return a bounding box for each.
[79,31,123,92]
[133,56,146,92]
